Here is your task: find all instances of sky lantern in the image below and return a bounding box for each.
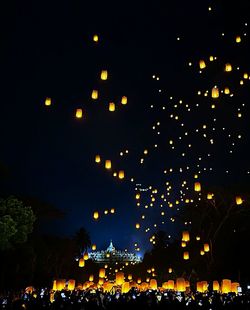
[225,63,232,72]
[149,279,157,290]
[176,278,186,292]
[207,193,214,200]
[168,280,175,290]
[221,279,231,293]
[75,108,83,119]
[243,73,249,79]
[194,182,201,192]
[93,34,98,42]
[181,241,186,248]
[95,155,101,163]
[45,97,51,106]
[235,36,241,43]
[78,258,85,267]
[204,243,210,252]
[67,279,75,291]
[213,281,220,291]
[200,250,205,256]
[183,252,189,260]
[168,267,172,273]
[91,244,96,251]
[116,272,124,285]
[211,87,219,98]
[209,56,214,61]
[91,89,98,99]
[93,211,99,220]
[110,208,115,213]
[99,268,105,278]
[128,274,132,281]
[224,87,230,95]
[118,170,125,179]
[135,223,140,229]
[83,252,89,260]
[105,160,112,169]
[135,193,140,200]
[199,60,206,69]
[121,96,127,105]
[182,231,190,242]
[235,196,243,205]
[101,70,108,80]
[137,278,142,284]
[89,275,94,282]
[109,102,115,112]
[196,236,201,241]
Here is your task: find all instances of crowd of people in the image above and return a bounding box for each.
[1,287,250,310]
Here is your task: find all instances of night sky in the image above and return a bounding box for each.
[1,0,250,254]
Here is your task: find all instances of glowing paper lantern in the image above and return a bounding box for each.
[79,258,85,267]
[68,279,75,290]
[122,282,130,293]
[75,108,83,118]
[91,90,98,99]
[93,34,98,42]
[221,279,231,293]
[236,196,243,205]
[83,252,89,260]
[118,170,125,179]
[196,236,201,241]
[200,250,205,256]
[52,280,57,291]
[212,87,219,98]
[183,251,189,260]
[225,63,232,72]
[137,278,142,284]
[235,36,241,43]
[93,211,99,220]
[91,244,96,251]
[199,60,206,69]
[168,280,175,290]
[213,281,220,291]
[135,223,140,229]
[121,96,127,105]
[243,73,249,79]
[224,87,230,95]
[101,70,108,80]
[196,282,203,292]
[168,267,173,273]
[110,208,115,214]
[182,231,190,242]
[231,282,240,294]
[99,268,105,278]
[128,274,132,281]
[45,97,52,106]
[149,279,157,290]
[109,102,115,112]
[56,279,66,291]
[207,193,214,199]
[95,155,101,163]
[176,278,186,292]
[89,275,94,282]
[98,278,104,285]
[181,241,186,248]
[135,193,140,200]
[116,272,124,285]
[204,243,210,252]
[194,182,201,192]
[105,160,112,169]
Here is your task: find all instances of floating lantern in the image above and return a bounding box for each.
[52,280,57,291]
[116,272,124,285]
[194,182,201,192]
[212,87,219,98]
[137,278,142,284]
[105,160,112,169]
[221,279,231,293]
[176,278,186,292]
[183,251,189,260]
[93,211,99,220]
[79,258,85,267]
[168,280,175,290]
[243,73,249,79]
[182,231,190,242]
[98,278,104,285]
[91,244,96,251]
[213,281,220,291]
[181,241,186,247]
[135,193,140,200]
[89,275,94,282]
[149,279,157,290]
[168,267,172,273]
[110,208,115,214]
[99,268,105,278]
[75,108,83,118]
[231,282,240,294]
[199,60,206,69]
[204,243,210,252]
[109,102,115,112]
[235,36,241,43]
[67,279,75,291]
[95,155,101,163]
[83,252,89,260]
[196,236,200,241]
[121,282,130,293]
[121,96,127,105]
[101,70,108,80]
[128,274,132,281]
[45,97,52,106]
[224,87,230,95]
[200,250,205,256]
[135,223,140,229]
[118,170,125,179]
[93,34,98,42]
[56,279,66,291]
[225,63,232,72]
[236,196,243,205]
[91,90,98,99]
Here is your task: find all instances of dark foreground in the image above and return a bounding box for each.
[1,288,250,310]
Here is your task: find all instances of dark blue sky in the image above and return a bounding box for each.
[1,0,250,253]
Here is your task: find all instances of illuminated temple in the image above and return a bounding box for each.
[88,241,141,264]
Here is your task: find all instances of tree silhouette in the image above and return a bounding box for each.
[73,227,91,255]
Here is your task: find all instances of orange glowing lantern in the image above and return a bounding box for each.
[236,196,243,205]
[109,102,115,112]
[75,108,83,119]
[221,279,231,293]
[99,268,106,278]
[105,160,112,170]
[199,60,206,69]
[225,63,232,72]
[212,87,219,98]
[67,279,75,290]
[79,258,85,267]
[168,280,175,290]
[93,211,99,220]
[118,170,125,179]
[101,70,108,80]
[91,90,98,99]
[176,278,186,292]
[121,96,127,105]
[213,281,220,291]
[45,97,51,106]
[83,252,89,260]
[182,231,190,242]
[204,243,210,252]
[116,272,124,285]
[89,275,94,282]
[183,251,189,260]
[95,155,101,163]
[91,244,97,251]
[194,182,201,192]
